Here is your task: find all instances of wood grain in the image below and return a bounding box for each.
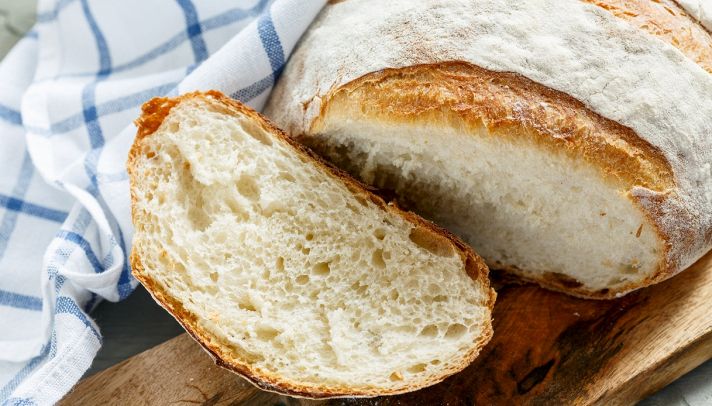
[61,251,712,405]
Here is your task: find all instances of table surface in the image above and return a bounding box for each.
[1,1,710,404]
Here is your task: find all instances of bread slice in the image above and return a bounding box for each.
[127,91,495,398]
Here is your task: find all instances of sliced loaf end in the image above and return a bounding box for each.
[272,63,674,299]
[127,91,495,398]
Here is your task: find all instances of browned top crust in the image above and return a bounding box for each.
[585,0,712,73]
[315,62,675,194]
[128,91,496,398]
[133,97,180,140]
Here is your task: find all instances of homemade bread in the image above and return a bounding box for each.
[128,91,495,398]
[265,0,712,298]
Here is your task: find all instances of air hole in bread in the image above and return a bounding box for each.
[239,120,272,146]
[239,351,265,364]
[296,274,310,285]
[236,175,260,201]
[262,200,293,218]
[279,172,296,182]
[409,227,455,257]
[445,323,467,339]
[256,327,280,341]
[213,232,227,244]
[316,198,329,209]
[350,250,360,262]
[225,198,248,221]
[396,325,416,334]
[345,202,361,213]
[372,249,386,269]
[312,262,330,276]
[374,228,386,240]
[420,324,439,337]
[408,363,427,374]
[239,301,257,312]
[351,281,369,295]
[187,204,211,231]
[284,281,293,293]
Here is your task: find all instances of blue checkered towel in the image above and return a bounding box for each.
[0,0,325,404]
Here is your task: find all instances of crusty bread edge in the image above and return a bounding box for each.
[308,62,679,300]
[127,90,496,398]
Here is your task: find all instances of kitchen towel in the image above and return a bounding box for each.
[0,0,325,404]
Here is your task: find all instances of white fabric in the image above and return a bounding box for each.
[0,1,325,404]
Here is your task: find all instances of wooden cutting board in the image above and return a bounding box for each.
[61,251,712,405]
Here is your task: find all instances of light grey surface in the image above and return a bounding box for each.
[87,286,184,376]
[0,1,710,404]
[640,361,712,406]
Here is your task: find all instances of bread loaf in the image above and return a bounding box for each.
[265,0,712,298]
[677,0,712,31]
[128,91,495,397]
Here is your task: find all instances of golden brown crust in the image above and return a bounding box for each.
[585,0,712,73]
[312,61,677,299]
[314,62,674,193]
[127,91,495,398]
